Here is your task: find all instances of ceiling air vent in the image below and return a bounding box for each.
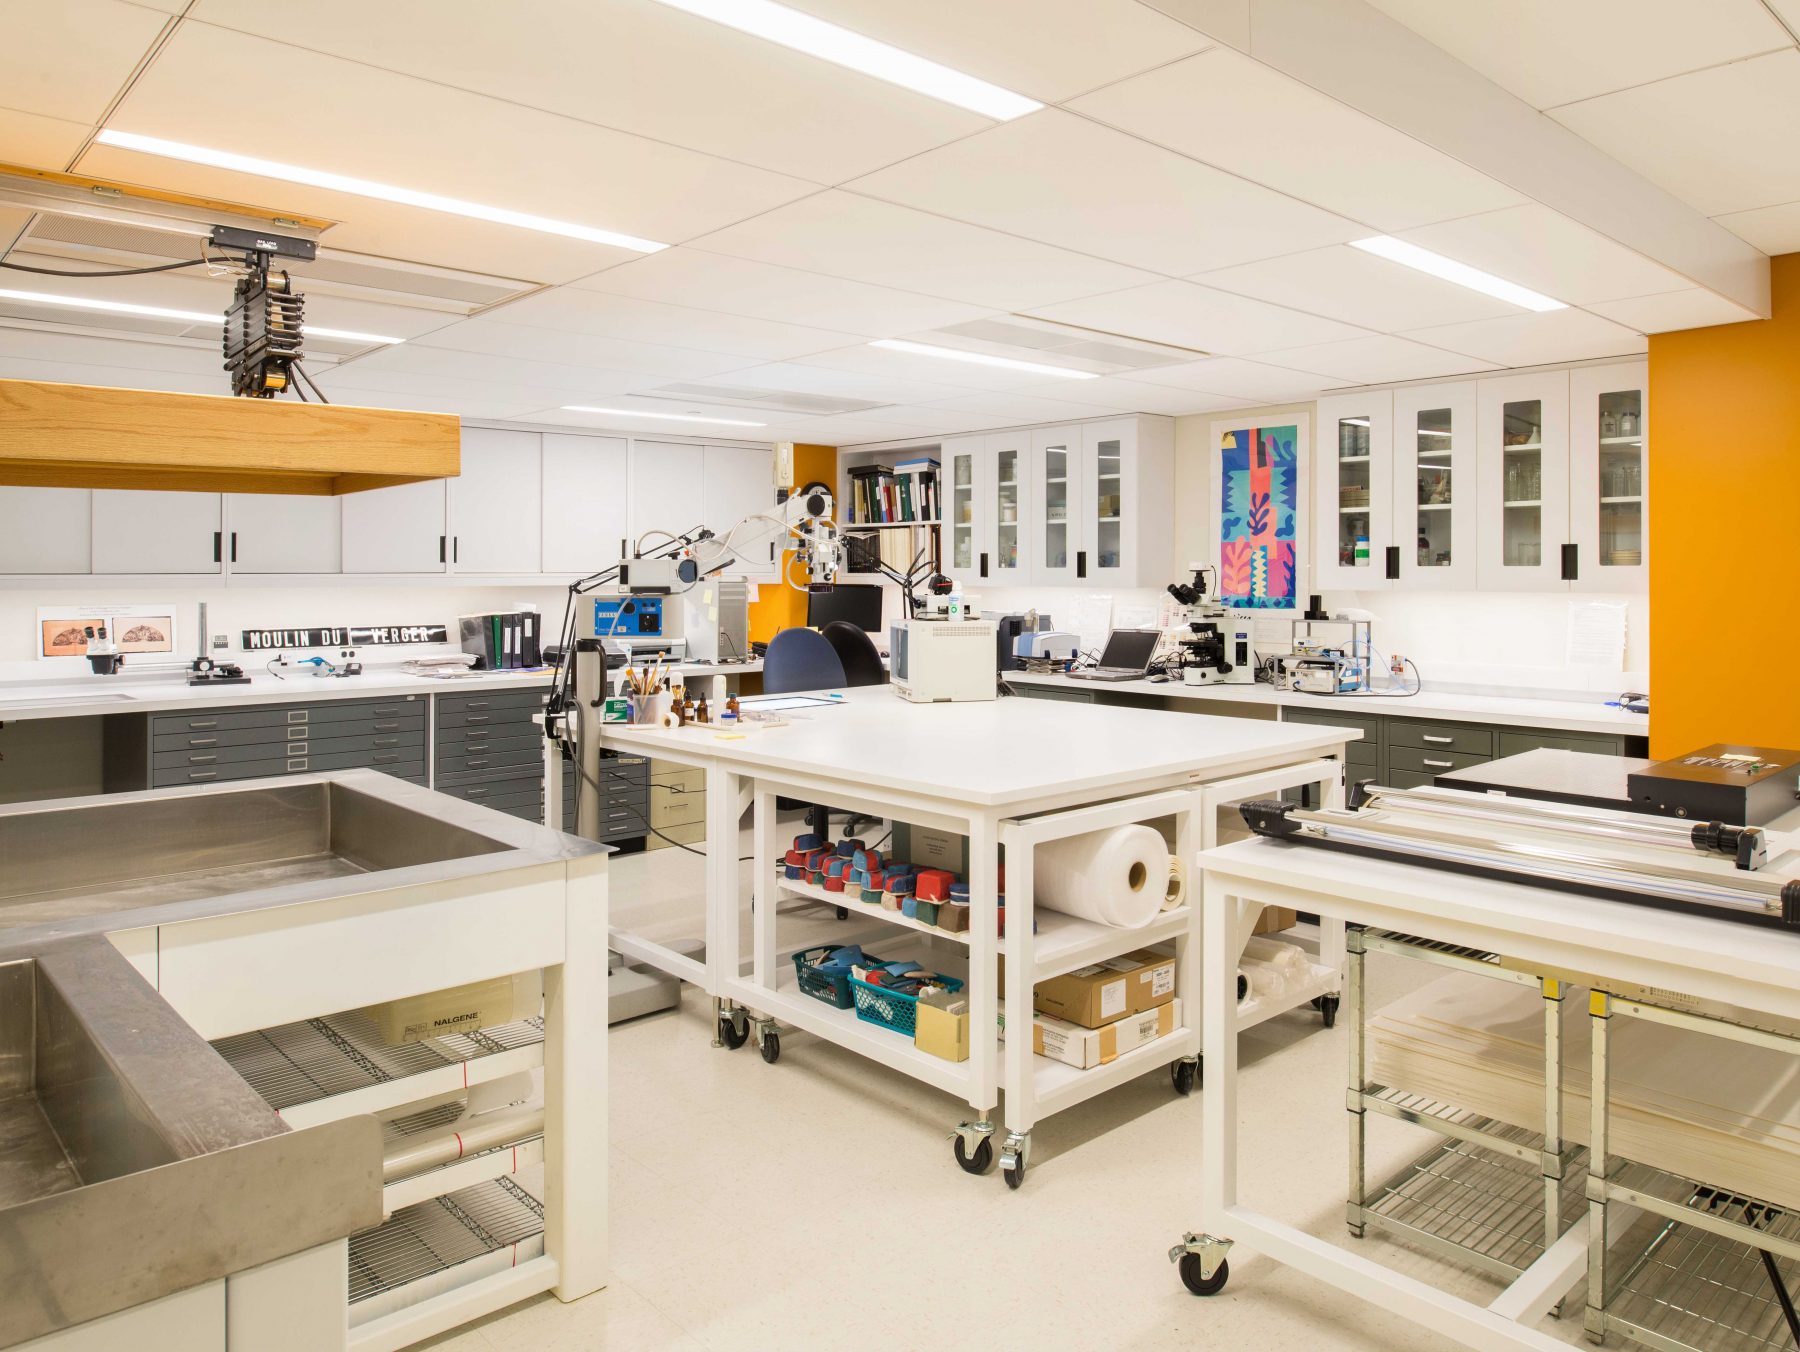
[921,316,1206,372]
[649,381,884,416]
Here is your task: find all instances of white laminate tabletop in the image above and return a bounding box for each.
[1201,835,1800,1017]
[1004,670,1648,737]
[0,667,557,720]
[603,685,1360,810]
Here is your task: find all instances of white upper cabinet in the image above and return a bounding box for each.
[1313,393,1393,591]
[449,428,542,574]
[1083,417,1169,588]
[1395,382,1479,591]
[0,488,92,574]
[542,432,629,574]
[982,428,1031,585]
[1569,361,1648,593]
[702,443,777,580]
[1029,425,1080,586]
[341,480,447,574]
[1478,370,1571,592]
[942,435,987,580]
[631,440,705,546]
[93,491,222,574]
[225,494,342,574]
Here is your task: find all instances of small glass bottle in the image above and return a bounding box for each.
[1600,408,1618,438]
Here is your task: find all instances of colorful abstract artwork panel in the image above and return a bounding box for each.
[1219,424,1298,609]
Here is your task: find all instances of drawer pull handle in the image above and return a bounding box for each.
[287,759,309,771]
[466,714,490,724]
[189,736,218,747]
[468,759,488,768]
[374,736,399,747]
[465,701,489,709]
[287,711,308,723]
[1422,735,1453,745]
[190,754,217,764]
[189,719,218,730]
[373,753,398,763]
[189,770,217,780]
[465,743,490,755]
[468,788,488,797]
[1422,758,1454,769]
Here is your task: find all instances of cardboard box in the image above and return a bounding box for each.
[913,991,969,1062]
[364,970,542,1045]
[1004,999,1181,1070]
[1030,948,1177,1029]
[1253,905,1298,935]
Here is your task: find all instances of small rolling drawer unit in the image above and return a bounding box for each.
[591,752,649,845]
[647,759,706,851]
[434,688,549,824]
[136,697,427,788]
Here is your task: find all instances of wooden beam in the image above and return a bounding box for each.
[0,378,458,495]
[0,163,336,232]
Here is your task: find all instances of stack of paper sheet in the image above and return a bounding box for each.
[1370,975,1800,1210]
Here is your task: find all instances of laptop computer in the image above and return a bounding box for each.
[1067,629,1161,682]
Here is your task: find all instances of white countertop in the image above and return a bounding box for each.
[604,684,1359,809]
[1004,670,1648,737]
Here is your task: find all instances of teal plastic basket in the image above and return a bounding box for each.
[849,971,964,1037]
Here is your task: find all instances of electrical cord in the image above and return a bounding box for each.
[0,255,209,277]
[292,361,330,404]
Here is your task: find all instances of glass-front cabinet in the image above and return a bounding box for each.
[983,429,1030,582]
[1569,361,1648,592]
[1313,392,1393,590]
[1395,382,1478,590]
[1030,426,1078,585]
[942,434,986,578]
[1478,371,1570,591]
[1079,417,1139,586]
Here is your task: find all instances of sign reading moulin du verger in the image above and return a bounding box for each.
[239,624,450,651]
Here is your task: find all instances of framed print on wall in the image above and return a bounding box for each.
[1208,412,1309,611]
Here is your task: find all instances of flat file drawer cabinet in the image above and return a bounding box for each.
[114,696,429,789]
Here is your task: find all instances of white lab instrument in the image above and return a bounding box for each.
[1016,629,1079,662]
[684,579,749,664]
[890,619,998,702]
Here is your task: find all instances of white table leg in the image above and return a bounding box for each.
[545,855,609,1300]
[1000,821,1034,1187]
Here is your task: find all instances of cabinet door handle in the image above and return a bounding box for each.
[1561,542,1579,581]
[1385,546,1400,581]
[979,551,989,579]
[1422,734,1453,745]
[229,532,238,563]
[454,536,459,563]
[212,531,222,564]
[439,534,447,564]
[1422,758,1454,769]
[1076,550,1086,579]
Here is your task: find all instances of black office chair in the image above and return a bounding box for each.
[761,626,846,695]
[819,621,886,688]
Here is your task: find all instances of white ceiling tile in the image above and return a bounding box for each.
[0,206,31,255]
[1069,48,1526,232]
[1056,377,1250,416]
[1403,309,1647,366]
[412,315,756,379]
[691,191,1160,311]
[1124,358,1332,403]
[847,109,1364,276]
[864,405,1024,435]
[82,24,817,274]
[0,0,170,123]
[1397,204,1697,306]
[0,107,91,171]
[1585,288,1761,333]
[793,341,1078,392]
[190,0,986,183]
[1363,0,1792,110]
[1196,245,1517,331]
[305,383,533,419]
[0,325,221,375]
[572,249,992,338]
[1025,280,1369,357]
[489,287,852,360]
[694,361,981,406]
[1714,199,1800,254]
[781,0,1211,103]
[915,391,1127,423]
[332,341,652,398]
[1549,50,1800,218]
[0,354,221,395]
[1249,335,1499,385]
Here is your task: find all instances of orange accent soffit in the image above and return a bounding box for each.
[0,377,458,495]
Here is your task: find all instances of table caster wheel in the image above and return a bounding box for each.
[954,1135,993,1175]
[759,1030,781,1064]
[1316,994,1341,1029]
[718,1014,747,1050]
[1178,1254,1229,1297]
[1171,1058,1198,1096]
[835,905,848,920]
[1003,1156,1026,1190]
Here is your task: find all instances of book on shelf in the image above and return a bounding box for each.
[844,461,944,526]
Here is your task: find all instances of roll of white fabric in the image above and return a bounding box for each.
[1163,854,1187,911]
[1035,824,1171,929]
[1244,936,1308,975]
[1241,957,1289,1002]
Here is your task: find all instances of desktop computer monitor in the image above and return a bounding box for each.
[807,585,884,633]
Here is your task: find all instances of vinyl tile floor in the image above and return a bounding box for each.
[421,842,1598,1352]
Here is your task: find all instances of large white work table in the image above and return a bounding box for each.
[1186,833,1800,1351]
[1005,670,1646,739]
[599,686,1359,1186]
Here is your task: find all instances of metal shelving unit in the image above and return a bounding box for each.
[349,1177,545,1327]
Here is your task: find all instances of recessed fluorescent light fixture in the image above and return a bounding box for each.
[1350,236,1565,313]
[95,128,668,253]
[649,0,1041,120]
[869,338,1099,379]
[561,405,766,427]
[0,287,404,344]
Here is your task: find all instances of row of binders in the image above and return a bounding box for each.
[846,457,939,525]
[458,610,544,669]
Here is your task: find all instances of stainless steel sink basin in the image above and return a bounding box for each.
[0,779,510,929]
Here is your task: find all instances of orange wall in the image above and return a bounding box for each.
[746,443,836,644]
[1649,252,1800,756]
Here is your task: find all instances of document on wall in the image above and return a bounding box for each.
[1115,602,1161,632]
[1066,594,1114,650]
[1566,601,1627,670]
